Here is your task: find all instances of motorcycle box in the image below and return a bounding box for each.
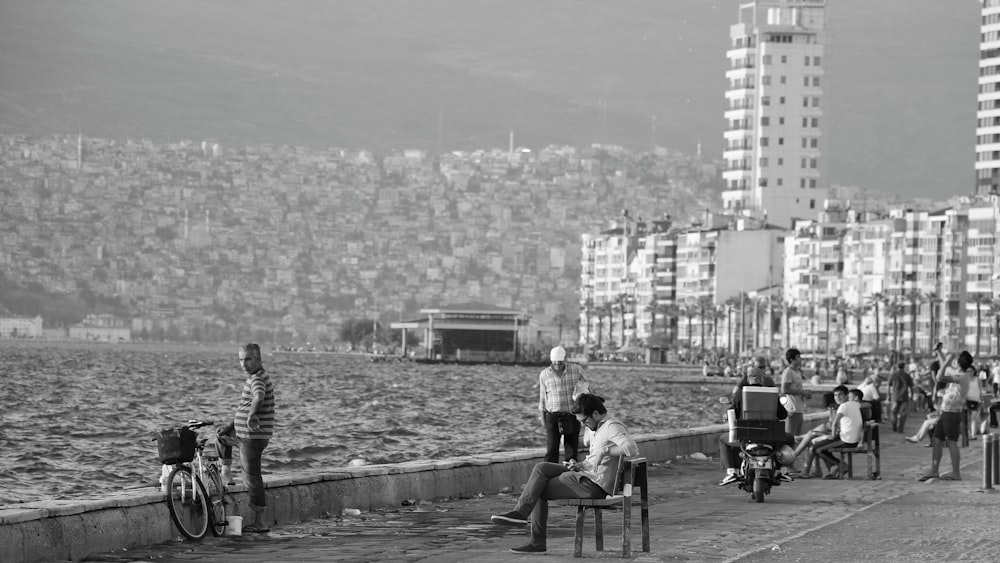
[741,386,779,420]
[734,418,786,442]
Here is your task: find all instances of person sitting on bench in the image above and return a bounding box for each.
[490,393,639,555]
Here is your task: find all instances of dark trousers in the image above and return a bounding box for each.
[514,462,606,548]
[812,436,857,469]
[239,437,269,507]
[543,411,581,463]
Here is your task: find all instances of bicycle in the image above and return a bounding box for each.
[155,420,228,540]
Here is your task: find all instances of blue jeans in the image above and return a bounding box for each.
[239,437,269,507]
[513,462,606,548]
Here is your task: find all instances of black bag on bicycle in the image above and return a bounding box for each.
[157,427,197,464]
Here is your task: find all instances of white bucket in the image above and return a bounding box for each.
[224,516,243,536]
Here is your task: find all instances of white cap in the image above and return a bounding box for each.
[550,346,567,362]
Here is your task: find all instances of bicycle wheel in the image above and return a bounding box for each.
[165,466,210,540]
[204,465,227,537]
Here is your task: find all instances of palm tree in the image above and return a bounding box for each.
[681,301,697,360]
[697,295,714,355]
[644,297,659,342]
[834,298,850,356]
[847,304,867,353]
[580,297,594,348]
[596,302,613,350]
[613,293,629,348]
[865,292,886,352]
[971,292,992,356]
[724,297,740,355]
[885,299,904,354]
[713,304,724,351]
[551,312,568,346]
[661,302,681,350]
[784,301,798,351]
[821,297,836,359]
[923,291,941,349]
[905,289,922,355]
[766,290,783,351]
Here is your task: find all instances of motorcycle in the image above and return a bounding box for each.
[736,437,786,503]
[721,397,795,503]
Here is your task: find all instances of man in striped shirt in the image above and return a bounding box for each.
[538,346,589,463]
[226,343,276,533]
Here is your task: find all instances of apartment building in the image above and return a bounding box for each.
[0,315,43,338]
[977,0,1000,195]
[783,203,847,353]
[722,0,828,228]
[579,216,675,349]
[675,215,785,354]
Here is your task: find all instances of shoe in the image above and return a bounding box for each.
[491,510,528,525]
[939,474,961,481]
[509,544,546,554]
[778,472,794,482]
[823,472,840,480]
[917,473,939,482]
[718,473,739,486]
[242,524,270,534]
[905,436,918,443]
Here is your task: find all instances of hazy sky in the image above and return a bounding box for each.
[0,0,980,199]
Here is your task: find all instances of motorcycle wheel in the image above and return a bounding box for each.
[753,475,766,503]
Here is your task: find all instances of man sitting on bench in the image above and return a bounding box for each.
[490,393,639,555]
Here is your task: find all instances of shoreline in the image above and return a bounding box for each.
[0,413,827,563]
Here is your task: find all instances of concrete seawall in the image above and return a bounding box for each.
[0,412,826,563]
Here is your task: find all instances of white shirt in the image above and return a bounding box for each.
[836,401,864,444]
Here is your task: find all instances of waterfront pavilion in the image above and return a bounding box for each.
[390,303,533,363]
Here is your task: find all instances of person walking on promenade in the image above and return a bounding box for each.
[491,394,639,554]
[888,361,914,433]
[538,346,589,463]
[218,343,276,533]
[918,343,972,482]
[780,348,805,437]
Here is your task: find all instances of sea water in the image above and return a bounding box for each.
[1,340,729,507]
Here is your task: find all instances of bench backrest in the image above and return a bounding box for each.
[611,457,647,497]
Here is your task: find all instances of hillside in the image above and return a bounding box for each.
[0,0,979,198]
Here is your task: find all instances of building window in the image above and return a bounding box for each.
[762,96,771,106]
[780,96,786,105]
[810,179,817,188]
[777,157,784,165]
[778,137,784,145]
[762,76,772,85]
[761,116,770,126]
[811,138,819,148]
[814,56,821,66]
[813,76,821,87]
[809,199,816,209]
[777,178,784,186]
[779,117,785,125]
[781,76,787,84]
[761,137,769,147]
[763,54,772,65]
[805,55,811,66]
[759,157,769,167]
[811,117,819,127]
[781,55,787,63]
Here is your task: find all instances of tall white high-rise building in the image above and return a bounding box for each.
[977,0,1000,195]
[722,0,827,228]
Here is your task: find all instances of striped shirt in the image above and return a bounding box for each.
[538,363,587,413]
[235,369,275,440]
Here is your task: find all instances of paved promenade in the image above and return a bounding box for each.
[86,428,999,562]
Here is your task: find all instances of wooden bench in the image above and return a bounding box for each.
[830,420,881,479]
[559,457,649,558]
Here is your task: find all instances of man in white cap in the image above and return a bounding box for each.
[538,346,590,463]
